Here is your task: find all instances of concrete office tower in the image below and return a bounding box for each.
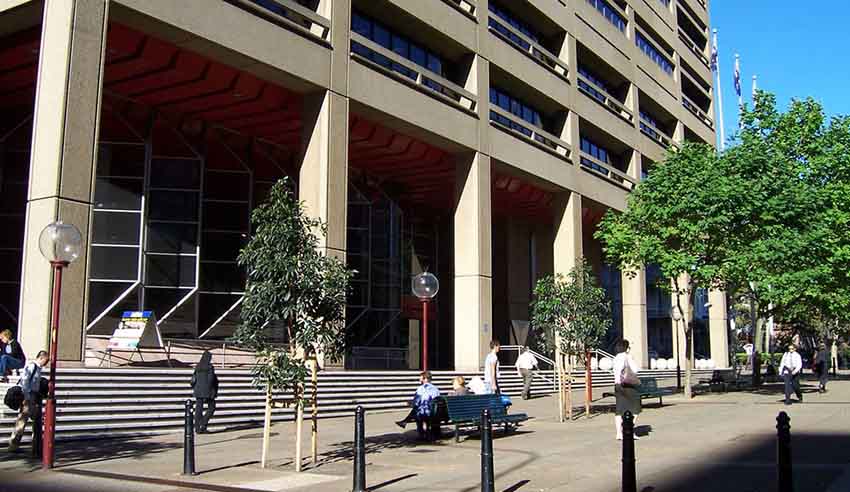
[0,0,726,371]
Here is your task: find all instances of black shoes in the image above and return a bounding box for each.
[395,420,406,429]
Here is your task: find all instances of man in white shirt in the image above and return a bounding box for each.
[779,344,803,405]
[515,346,538,400]
[484,340,500,394]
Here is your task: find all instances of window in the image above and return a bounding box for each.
[636,32,674,75]
[489,87,544,139]
[586,0,626,32]
[488,2,540,50]
[639,110,666,142]
[579,136,612,176]
[351,12,448,93]
[577,66,612,103]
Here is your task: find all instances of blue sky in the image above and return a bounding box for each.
[709,1,850,147]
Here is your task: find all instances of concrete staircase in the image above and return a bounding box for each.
[0,367,711,442]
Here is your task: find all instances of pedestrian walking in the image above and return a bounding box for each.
[743,341,754,370]
[831,340,839,376]
[613,339,641,441]
[779,344,803,405]
[190,351,218,434]
[8,351,48,452]
[0,329,26,383]
[814,342,829,393]
[515,346,538,400]
[484,340,501,395]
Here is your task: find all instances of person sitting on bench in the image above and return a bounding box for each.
[396,371,442,440]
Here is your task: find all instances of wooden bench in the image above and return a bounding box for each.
[699,369,746,392]
[434,394,528,442]
[603,377,665,407]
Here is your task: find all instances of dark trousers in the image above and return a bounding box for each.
[415,414,440,441]
[818,366,829,390]
[520,369,533,399]
[195,397,216,432]
[783,372,802,403]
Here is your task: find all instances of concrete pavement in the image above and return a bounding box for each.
[3,375,850,492]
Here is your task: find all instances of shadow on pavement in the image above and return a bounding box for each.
[636,431,850,492]
[367,473,418,491]
[53,435,182,468]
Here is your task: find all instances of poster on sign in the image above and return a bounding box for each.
[107,311,164,350]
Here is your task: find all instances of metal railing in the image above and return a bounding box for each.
[500,345,557,390]
[639,117,675,148]
[489,105,572,159]
[579,152,638,191]
[440,0,477,20]
[228,0,331,42]
[577,73,634,123]
[682,95,714,129]
[349,32,478,113]
[678,29,710,68]
[488,15,569,80]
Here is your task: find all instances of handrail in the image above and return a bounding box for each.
[576,73,633,123]
[639,116,674,148]
[229,0,331,42]
[350,32,477,112]
[440,0,477,20]
[682,95,714,129]
[678,29,710,68]
[489,105,572,159]
[579,151,638,190]
[500,345,555,367]
[488,15,569,80]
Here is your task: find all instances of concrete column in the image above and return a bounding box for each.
[325,0,351,95]
[453,152,492,372]
[622,269,649,368]
[18,0,109,361]
[299,90,349,259]
[553,192,582,275]
[708,289,730,368]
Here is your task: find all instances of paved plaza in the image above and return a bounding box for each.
[3,375,850,492]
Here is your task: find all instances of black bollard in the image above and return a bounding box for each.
[622,411,637,492]
[777,411,792,492]
[481,409,495,492]
[352,405,366,492]
[183,399,197,476]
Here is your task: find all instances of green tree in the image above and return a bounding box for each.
[595,143,745,398]
[231,178,352,470]
[531,259,611,420]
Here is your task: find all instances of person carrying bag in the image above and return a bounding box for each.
[612,339,642,441]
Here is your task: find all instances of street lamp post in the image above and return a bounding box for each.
[412,272,439,372]
[670,306,683,391]
[38,221,82,470]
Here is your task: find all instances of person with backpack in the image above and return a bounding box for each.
[8,350,48,452]
[190,351,218,434]
[0,329,26,383]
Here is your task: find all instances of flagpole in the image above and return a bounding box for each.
[735,53,743,128]
[752,74,758,102]
[712,29,726,151]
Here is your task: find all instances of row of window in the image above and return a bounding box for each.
[639,110,667,142]
[636,32,674,75]
[489,87,545,142]
[577,66,613,104]
[586,0,626,32]
[351,12,447,93]
[488,2,541,51]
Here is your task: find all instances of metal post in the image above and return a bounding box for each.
[481,409,495,492]
[674,319,682,391]
[43,262,65,470]
[622,411,637,492]
[352,406,366,492]
[777,411,792,492]
[183,399,197,476]
[422,300,429,372]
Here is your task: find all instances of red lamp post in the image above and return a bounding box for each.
[412,272,439,372]
[38,221,82,470]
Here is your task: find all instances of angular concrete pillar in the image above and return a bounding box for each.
[18,0,109,361]
[708,289,730,368]
[454,152,492,372]
[622,269,649,368]
[299,90,349,259]
[553,192,582,275]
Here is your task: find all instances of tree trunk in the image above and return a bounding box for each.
[584,351,591,417]
[311,358,318,464]
[261,386,273,468]
[295,384,304,472]
[556,348,565,423]
[567,356,573,421]
[685,292,695,399]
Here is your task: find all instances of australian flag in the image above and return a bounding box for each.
[710,40,718,72]
[734,56,741,97]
